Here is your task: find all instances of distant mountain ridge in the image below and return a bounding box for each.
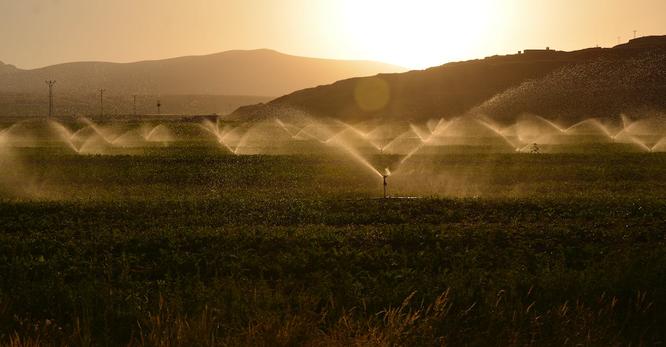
[231,36,666,125]
[0,49,405,97]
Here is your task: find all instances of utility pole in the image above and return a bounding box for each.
[133,95,137,116]
[99,89,106,118]
[45,80,56,120]
[633,30,637,39]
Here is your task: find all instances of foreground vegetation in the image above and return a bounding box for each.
[0,147,664,346]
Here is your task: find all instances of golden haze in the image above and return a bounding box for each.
[0,0,665,69]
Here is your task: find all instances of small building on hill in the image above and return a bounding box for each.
[523,47,555,54]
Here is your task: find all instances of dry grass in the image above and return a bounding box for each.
[2,289,659,347]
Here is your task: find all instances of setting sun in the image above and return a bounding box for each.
[338,0,500,68]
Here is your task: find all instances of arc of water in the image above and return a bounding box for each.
[399,145,427,165]
[563,118,614,138]
[621,114,633,130]
[69,126,95,141]
[629,136,652,152]
[426,118,447,133]
[380,128,423,154]
[612,128,627,140]
[612,129,652,152]
[651,137,666,152]
[80,118,119,144]
[364,125,398,150]
[199,120,238,153]
[200,119,219,136]
[431,117,459,137]
[289,122,338,143]
[334,120,373,139]
[592,120,615,138]
[614,116,660,143]
[324,127,381,151]
[225,124,259,155]
[535,115,566,133]
[217,127,241,154]
[409,123,433,142]
[326,135,383,178]
[275,118,334,144]
[221,136,240,154]
[48,121,82,153]
[476,119,522,151]
[0,126,12,136]
[512,116,570,148]
[274,118,303,138]
[0,121,30,138]
[0,126,12,144]
[110,128,149,147]
[399,120,456,165]
[143,124,170,142]
[612,117,655,140]
[292,125,326,143]
[145,126,161,141]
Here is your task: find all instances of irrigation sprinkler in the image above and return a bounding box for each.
[382,168,391,199]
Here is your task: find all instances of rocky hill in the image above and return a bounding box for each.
[231,36,666,125]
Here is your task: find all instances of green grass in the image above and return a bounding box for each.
[0,146,664,346]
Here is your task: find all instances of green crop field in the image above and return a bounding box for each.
[0,119,665,346]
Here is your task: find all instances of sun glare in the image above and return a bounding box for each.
[339,0,500,69]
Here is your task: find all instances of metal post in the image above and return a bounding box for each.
[45,80,56,119]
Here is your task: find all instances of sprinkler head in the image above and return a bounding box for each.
[381,168,391,198]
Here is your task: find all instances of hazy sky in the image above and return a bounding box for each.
[1,0,665,70]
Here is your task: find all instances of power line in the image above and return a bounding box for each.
[99,89,106,118]
[45,80,56,119]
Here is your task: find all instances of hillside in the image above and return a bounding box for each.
[0,49,405,97]
[0,61,17,74]
[231,36,666,125]
[474,52,666,125]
